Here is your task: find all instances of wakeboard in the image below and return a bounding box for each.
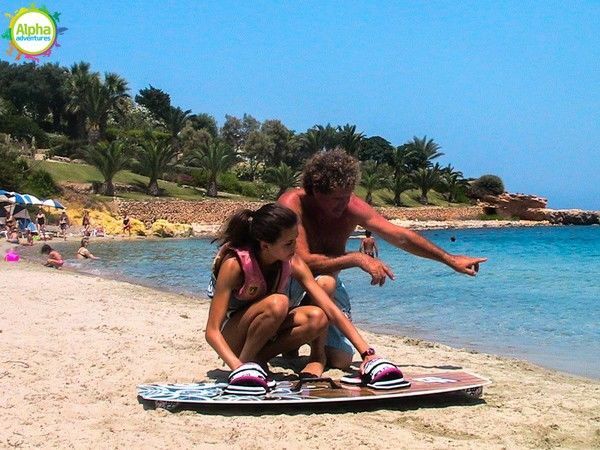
[137,370,491,410]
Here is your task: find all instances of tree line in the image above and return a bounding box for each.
[0,61,503,204]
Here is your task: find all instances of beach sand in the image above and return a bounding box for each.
[1,260,598,449]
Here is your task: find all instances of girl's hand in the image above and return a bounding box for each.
[359,353,379,375]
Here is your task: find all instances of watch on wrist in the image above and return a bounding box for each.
[360,347,375,359]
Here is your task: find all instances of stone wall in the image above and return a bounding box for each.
[114,199,267,226]
[378,206,485,221]
[114,199,486,225]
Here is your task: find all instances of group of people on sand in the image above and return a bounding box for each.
[205,149,486,393]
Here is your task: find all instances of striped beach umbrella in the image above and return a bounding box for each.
[8,193,43,206]
[41,199,66,209]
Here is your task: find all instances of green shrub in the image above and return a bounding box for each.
[470,174,505,198]
[218,171,242,193]
[0,143,29,191]
[0,115,49,147]
[22,169,61,198]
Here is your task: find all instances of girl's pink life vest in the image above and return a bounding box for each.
[4,252,19,262]
[212,245,291,302]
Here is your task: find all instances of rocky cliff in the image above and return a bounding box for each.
[480,193,599,225]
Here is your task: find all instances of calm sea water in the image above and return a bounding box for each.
[42,226,599,378]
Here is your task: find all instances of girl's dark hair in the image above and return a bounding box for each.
[41,244,52,254]
[215,203,297,249]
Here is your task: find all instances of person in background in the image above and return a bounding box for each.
[23,229,34,246]
[82,210,91,237]
[76,238,99,260]
[41,244,63,269]
[58,211,70,241]
[4,247,20,262]
[122,213,132,237]
[36,209,47,241]
[359,230,379,258]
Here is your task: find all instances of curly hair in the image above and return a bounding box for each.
[302,148,360,195]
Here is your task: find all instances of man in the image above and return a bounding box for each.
[359,230,378,258]
[278,148,487,369]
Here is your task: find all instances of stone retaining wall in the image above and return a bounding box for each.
[114,199,486,225]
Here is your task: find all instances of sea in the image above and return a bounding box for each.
[38,226,599,379]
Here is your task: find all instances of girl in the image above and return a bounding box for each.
[206,203,405,395]
[41,244,63,269]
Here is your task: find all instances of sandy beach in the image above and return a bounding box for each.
[1,257,598,449]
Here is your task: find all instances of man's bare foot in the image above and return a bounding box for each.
[299,360,325,378]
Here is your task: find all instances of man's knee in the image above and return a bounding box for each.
[316,275,337,297]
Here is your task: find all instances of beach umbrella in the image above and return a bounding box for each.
[0,189,14,202]
[40,198,65,209]
[10,204,31,220]
[8,193,43,206]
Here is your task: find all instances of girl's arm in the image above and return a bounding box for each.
[291,256,371,357]
[205,257,244,370]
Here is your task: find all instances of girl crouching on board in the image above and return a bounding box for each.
[206,203,406,395]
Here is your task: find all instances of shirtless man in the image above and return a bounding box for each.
[278,149,487,369]
[359,230,378,258]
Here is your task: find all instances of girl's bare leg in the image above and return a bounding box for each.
[222,294,290,363]
[255,305,328,375]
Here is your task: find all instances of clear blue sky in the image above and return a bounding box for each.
[4,1,599,209]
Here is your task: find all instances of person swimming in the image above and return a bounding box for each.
[77,238,99,260]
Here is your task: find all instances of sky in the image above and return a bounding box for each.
[3,1,599,209]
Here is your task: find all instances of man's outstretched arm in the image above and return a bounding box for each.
[360,201,487,276]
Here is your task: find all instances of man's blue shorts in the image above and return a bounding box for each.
[288,276,354,355]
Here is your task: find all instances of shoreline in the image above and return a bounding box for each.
[10,227,597,382]
[1,259,598,448]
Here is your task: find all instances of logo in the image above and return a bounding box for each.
[2,4,67,62]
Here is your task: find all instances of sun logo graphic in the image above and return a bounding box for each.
[1,4,67,63]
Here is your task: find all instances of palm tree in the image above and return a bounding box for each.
[300,129,325,156]
[411,165,442,204]
[403,136,444,171]
[84,140,131,196]
[165,106,192,143]
[360,172,383,205]
[337,124,365,155]
[313,124,338,151]
[264,163,300,198]
[65,62,95,140]
[136,138,178,196]
[389,146,413,180]
[386,175,413,206]
[187,142,236,197]
[438,166,469,203]
[67,69,129,143]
